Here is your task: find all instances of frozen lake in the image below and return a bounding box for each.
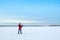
[0,26,60,40]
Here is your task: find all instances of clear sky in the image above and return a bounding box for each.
[0,0,60,24]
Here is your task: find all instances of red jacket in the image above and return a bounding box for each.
[18,24,22,30]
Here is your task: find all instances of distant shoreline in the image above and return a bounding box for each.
[0,24,60,27]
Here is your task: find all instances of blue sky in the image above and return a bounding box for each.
[0,0,60,24]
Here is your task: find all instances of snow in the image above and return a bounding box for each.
[0,26,60,40]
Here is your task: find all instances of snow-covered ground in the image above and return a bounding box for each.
[0,26,60,40]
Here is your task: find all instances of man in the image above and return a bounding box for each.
[18,23,23,34]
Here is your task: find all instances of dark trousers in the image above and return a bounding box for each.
[18,29,22,34]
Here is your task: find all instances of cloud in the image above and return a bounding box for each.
[0,20,45,23]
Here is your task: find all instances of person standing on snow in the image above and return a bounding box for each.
[18,23,23,34]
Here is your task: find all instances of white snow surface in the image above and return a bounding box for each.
[0,26,60,40]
